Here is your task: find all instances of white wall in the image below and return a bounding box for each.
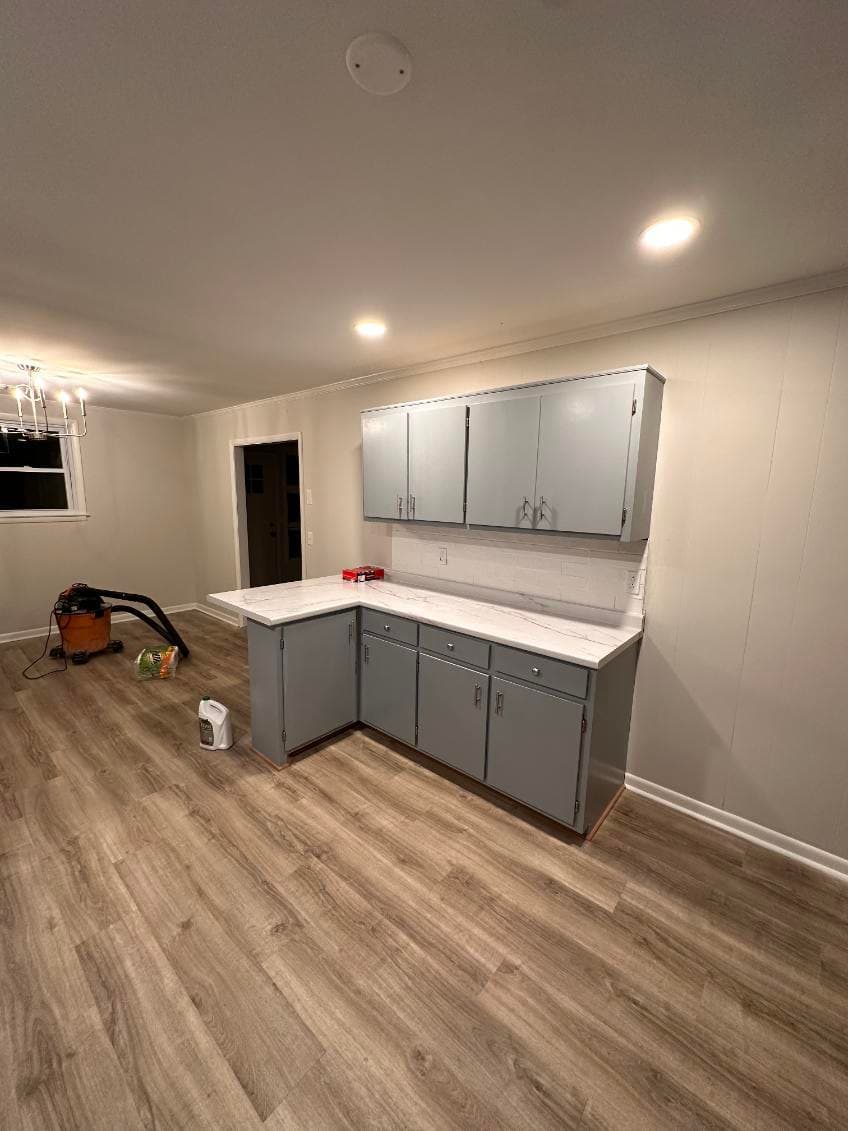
[190,283,848,860]
[0,406,198,636]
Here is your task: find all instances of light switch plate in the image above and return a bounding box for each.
[307,530,314,546]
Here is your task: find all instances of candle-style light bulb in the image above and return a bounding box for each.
[13,386,25,427]
[57,389,70,421]
[75,387,88,417]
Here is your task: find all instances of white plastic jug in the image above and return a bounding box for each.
[198,697,233,750]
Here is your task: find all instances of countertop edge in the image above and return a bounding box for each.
[206,589,641,670]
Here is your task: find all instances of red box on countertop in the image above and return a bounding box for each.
[341,566,385,582]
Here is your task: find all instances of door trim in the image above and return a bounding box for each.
[230,432,305,625]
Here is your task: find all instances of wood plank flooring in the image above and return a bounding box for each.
[2,610,847,1129]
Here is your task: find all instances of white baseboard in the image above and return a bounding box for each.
[625,773,848,884]
[191,602,241,627]
[0,601,238,645]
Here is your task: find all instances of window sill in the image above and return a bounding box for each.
[0,511,90,524]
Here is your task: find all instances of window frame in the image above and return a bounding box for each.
[0,413,88,523]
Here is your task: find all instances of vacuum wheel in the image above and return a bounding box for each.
[71,651,90,665]
[49,645,66,659]
[107,640,124,653]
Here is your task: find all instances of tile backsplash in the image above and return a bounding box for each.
[391,524,648,617]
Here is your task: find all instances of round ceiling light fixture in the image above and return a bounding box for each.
[354,319,387,339]
[639,216,701,252]
[346,32,412,95]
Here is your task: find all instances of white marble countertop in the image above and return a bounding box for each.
[208,575,642,670]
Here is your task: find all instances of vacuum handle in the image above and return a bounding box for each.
[82,586,190,658]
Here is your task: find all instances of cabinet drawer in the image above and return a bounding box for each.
[419,624,490,669]
[492,644,589,699]
[361,609,418,646]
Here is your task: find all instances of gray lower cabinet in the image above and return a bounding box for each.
[486,676,584,823]
[283,611,357,754]
[360,633,417,745]
[417,654,488,780]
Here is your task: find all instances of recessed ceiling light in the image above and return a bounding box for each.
[639,216,701,252]
[354,319,387,339]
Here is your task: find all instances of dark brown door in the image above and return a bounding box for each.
[244,441,302,586]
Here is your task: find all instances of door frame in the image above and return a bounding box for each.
[230,432,306,623]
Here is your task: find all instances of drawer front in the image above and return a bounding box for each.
[492,643,589,699]
[419,624,490,669]
[361,609,419,646]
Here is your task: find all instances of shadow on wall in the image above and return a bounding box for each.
[629,633,729,811]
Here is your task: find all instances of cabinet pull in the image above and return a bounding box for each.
[383,624,391,632]
[521,496,530,519]
[531,666,541,676]
[410,495,416,518]
[446,641,455,650]
[537,495,547,522]
[364,643,370,663]
[495,691,504,715]
[348,622,354,643]
[474,683,482,706]
[397,494,403,518]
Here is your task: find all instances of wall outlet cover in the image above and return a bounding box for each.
[439,547,448,565]
[306,488,313,505]
[307,530,314,546]
[626,569,644,596]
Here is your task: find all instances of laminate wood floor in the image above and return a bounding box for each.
[2,611,847,1129]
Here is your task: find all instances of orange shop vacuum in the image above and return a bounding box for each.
[48,582,191,666]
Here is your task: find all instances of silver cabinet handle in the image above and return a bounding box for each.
[521,496,530,519]
[397,494,403,518]
[531,666,541,676]
[364,643,370,663]
[410,494,416,518]
[348,622,354,643]
[495,691,504,715]
[474,683,482,706]
[446,642,455,650]
[384,623,391,632]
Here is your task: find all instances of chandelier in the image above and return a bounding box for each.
[0,363,88,439]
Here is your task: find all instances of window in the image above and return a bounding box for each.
[0,421,86,521]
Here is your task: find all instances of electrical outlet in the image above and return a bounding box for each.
[306,488,313,505]
[439,547,448,565]
[625,569,643,596]
[307,530,314,547]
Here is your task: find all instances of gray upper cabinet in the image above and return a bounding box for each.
[362,365,664,541]
[535,381,635,536]
[407,403,467,523]
[360,633,417,745]
[486,676,584,823]
[417,654,488,779]
[466,396,541,528]
[282,611,357,754]
[362,411,407,520]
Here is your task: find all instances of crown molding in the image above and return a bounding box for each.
[190,267,848,421]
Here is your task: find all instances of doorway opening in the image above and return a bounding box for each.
[232,435,304,590]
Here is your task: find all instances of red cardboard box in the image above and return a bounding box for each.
[341,565,385,582]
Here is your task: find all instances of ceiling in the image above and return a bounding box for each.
[1,0,847,415]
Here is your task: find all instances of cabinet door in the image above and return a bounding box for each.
[466,397,541,528]
[486,677,583,824]
[417,654,488,779]
[408,404,467,523]
[283,611,357,753]
[360,634,417,745]
[535,382,634,535]
[362,412,408,520]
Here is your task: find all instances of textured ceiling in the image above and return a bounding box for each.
[1,0,847,413]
